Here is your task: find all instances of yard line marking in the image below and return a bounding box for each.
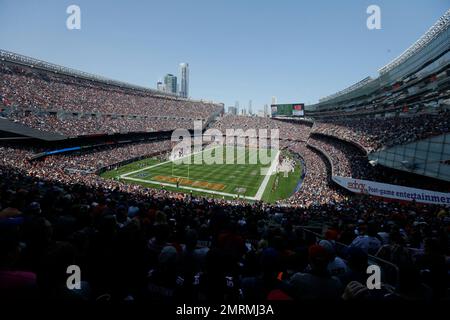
[199,146,250,183]
[158,147,258,189]
[119,145,276,200]
[254,149,280,200]
[156,147,257,187]
[119,145,220,178]
[121,176,257,200]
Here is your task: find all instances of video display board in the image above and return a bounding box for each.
[271,103,304,117]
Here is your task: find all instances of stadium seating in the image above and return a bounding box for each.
[0,61,223,136]
[307,135,373,178]
[211,114,312,141]
[311,113,450,153]
[6,110,196,137]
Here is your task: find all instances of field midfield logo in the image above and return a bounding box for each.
[66,5,81,30]
[367,5,381,30]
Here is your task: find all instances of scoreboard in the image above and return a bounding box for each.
[271,103,304,117]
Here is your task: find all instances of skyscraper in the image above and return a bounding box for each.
[179,63,189,98]
[271,96,277,105]
[228,106,237,115]
[248,100,253,115]
[164,74,177,94]
[156,80,164,92]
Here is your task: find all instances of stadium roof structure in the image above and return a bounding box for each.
[314,8,450,106]
[378,8,450,75]
[318,77,374,103]
[0,117,67,141]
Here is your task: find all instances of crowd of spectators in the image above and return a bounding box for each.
[0,141,177,198]
[6,110,196,137]
[278,140,347,207]
[40,140,172,173]
[306,134,450,192]
[0,62,222,135]
[211,115,312,141]
[211,111,450,158]
[0,158,448,303]
[311,111,450,153]
[307,135,374,179]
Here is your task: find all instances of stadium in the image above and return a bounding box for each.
[0,2,449,314]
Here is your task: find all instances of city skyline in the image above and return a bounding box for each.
[156,62,189,98]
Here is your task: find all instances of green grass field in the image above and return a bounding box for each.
[100,145,302,202]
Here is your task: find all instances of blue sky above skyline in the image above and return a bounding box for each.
[0,0,448,112]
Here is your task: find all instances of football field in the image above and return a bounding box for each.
[118,145,279,200]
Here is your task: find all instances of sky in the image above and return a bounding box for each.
[0,0,448,113]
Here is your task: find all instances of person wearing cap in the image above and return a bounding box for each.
[318,240,348,277]
[349,221,382,255]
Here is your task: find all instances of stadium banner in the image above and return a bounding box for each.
[332,176,450,205]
